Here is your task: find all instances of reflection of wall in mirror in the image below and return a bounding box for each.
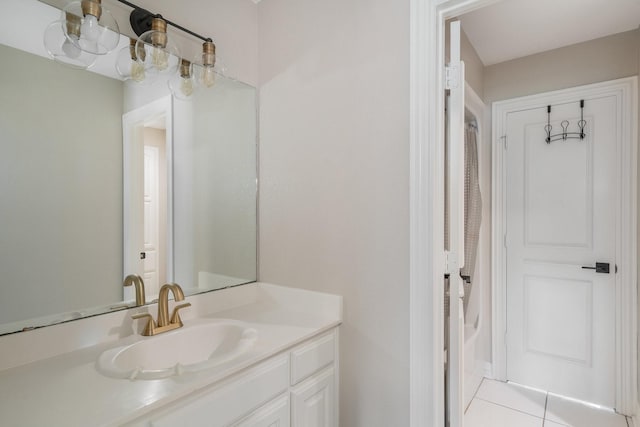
[193,78,257,287]
[174,79,258,292]
[0,43,124,323]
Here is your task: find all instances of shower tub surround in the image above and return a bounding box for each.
[0,283,342,426]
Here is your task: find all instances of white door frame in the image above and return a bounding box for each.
[492,77,638,414]
[409,1,501,425]
[410,0,638,424]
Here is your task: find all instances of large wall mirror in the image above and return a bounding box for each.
[0,0,257,335]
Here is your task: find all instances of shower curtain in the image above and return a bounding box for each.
[444,119,482,338]
[461,122,482,314]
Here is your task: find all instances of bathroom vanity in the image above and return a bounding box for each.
[0,283,342,427]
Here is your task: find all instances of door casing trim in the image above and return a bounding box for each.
[410,1,504,425]
[491,77,638,415]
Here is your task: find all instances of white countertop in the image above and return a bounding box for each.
[0,283,342,427]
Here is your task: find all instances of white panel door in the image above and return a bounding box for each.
[446,20,465,427]
[505,96,617,406]
[143,144,160,296]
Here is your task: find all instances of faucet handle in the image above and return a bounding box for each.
[170,303,191,326]
[132,312,156,336]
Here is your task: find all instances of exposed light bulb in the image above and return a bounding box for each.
[201,66,216,88]
[62,34,81,59]
[131,62,145,82]
[180,77,194,97]
[151,47,169,71]
[81,14,100,42]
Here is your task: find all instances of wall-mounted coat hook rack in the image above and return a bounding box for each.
[544,100,587,144]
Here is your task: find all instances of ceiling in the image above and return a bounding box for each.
[459,0,640,66]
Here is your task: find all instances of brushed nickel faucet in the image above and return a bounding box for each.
[132,283,191,336]
[123,274,146,307]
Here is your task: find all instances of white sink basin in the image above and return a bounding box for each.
[97,319,258,380]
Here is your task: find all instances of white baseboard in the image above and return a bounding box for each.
[464,360,486,408]
[483,362,493,379]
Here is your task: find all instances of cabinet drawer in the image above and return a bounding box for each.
[149,354,289,427]
[290,331,335,385]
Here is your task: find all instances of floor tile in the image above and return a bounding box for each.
[543,421,567,426]
[545,395,628,427]
[475,379,547,418]
[465,398,544,427]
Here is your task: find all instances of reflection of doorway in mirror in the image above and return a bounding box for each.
[123,96,173,304]
[142,129,168,297]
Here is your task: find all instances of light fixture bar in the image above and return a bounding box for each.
[115,0,210,42]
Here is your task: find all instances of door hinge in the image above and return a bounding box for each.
[445,64,460,90]
[503,234,507,248]
[444,250,460,275]
[501,135,507,149]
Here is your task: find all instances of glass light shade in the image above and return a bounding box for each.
[115,42,157,85]
[43,20,97,70]
[194,63,219,88]
[61,0,120,55]
[168,60,197,100]
[193,61,228,90]
[135,31,180,75]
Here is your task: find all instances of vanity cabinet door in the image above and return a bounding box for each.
[232,394,290,427]
[290,367,335,427]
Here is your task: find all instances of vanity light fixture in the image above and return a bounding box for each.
[61,0,120,55]
[168,59,197,100]
[42,0,223,92]
[43,13,98,70]
[134,15,180,75]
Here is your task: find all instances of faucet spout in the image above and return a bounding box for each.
[157,283,186,327]
[123,274,146,306]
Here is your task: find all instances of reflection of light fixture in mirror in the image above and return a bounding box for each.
[43,15,98,70]
[115,38,157,84]
[168,59,197,100]
[61,0,120,55]
[197,39,216,88]
[135,16,180,75]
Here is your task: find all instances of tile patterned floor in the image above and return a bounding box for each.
[465,379,631,427]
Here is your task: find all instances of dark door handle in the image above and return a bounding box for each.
[581,262,610,274]
[140,252,146,260]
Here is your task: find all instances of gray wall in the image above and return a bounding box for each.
[0,44,124,323]
[484,29,639,103]
[462,29,485,100]
[257,0,410,425]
